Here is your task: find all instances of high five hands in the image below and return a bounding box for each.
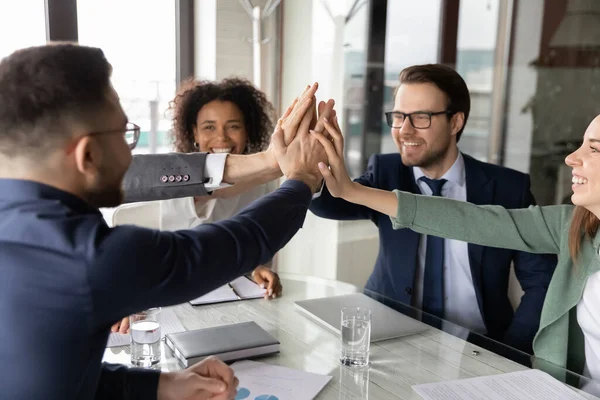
[269,82,350,194]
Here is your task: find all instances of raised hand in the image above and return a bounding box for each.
[265,83,319,171]
[310,117,356,199]
[279,83,319,145]
[271,99,327,193]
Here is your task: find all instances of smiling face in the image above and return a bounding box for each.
[192,100,248,154]
[565,115,600,214]
[391,82,464,178]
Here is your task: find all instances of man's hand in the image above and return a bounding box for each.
[252,266,283,299]
[279,97,335,139]
[271,99,327,193]
[158,356,239,400]
[311,116,357,199]
[265,83,320,168]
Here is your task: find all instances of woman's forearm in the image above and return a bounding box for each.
[345,182,398,218]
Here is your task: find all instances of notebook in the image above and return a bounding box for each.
[295,293,429,342]
[164,321,280,367]
[189,275,266,306]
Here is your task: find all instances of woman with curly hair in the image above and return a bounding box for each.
[110,78,282,333]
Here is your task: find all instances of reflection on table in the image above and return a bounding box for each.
[103,273,599,399]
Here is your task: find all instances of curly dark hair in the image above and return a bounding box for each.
[170,77,274,154]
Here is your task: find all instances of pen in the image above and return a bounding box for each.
[227,282,242,300]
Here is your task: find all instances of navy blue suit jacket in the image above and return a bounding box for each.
[310,153,557,353]
[0,179,312,400]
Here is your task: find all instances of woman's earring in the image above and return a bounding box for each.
[193,142,199,150]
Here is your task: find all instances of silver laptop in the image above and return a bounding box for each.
[295,293,429,342]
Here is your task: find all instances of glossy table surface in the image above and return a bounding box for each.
[103,274,599,399]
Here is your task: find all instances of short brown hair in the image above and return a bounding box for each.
[398,64,470,142]
[0,43,112,155]
[170,78,274,154]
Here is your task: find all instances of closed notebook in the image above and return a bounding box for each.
[190,276,266,306]
[164,321,280,367]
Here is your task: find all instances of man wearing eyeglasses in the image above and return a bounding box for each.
[310,64,557,354]
[0,44,327,400]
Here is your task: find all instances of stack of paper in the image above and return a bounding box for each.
[231,360,332,400]
[413,369,587,400]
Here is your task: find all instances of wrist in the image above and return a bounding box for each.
[287,173,322,193]
[157,372,174,400]
[263,149,282,177]
[344,182,363,202]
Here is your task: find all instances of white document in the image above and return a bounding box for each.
[106,307,185,348]
[190,276,266,306]
[413,369,586,400]
[231,360,332,400]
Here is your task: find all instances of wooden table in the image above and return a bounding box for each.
[104,274,598,399]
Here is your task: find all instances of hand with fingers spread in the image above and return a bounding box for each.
[265,83,319,172]
[158,356,239,400]
[279,96,335,137]
[271,98,327,193]
[310,116,357,199]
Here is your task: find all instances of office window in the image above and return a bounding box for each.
[456,0,501,162]
[0,0,46,60]
[77,0,177,154]
[381,0,443,154]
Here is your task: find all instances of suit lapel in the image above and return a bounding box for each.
[464,154,494,310]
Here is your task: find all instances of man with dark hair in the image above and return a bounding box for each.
[0,43,326,399]
[310,63,557,353]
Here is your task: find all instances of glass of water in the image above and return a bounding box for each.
[340,307,371,367]
[130,307,161,367]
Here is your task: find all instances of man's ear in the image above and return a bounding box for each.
[450,112,465,137]
[73,136,98,178]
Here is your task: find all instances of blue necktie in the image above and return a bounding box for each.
[419,177,447,319]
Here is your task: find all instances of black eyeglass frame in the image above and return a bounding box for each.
[384,110,453,129]
[87,122,141,150]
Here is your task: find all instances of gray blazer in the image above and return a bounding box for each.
[122,152,209,203]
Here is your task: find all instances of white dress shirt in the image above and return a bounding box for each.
[413,153,487,334]
[203,153,230,191]
[158,180,278,230]
[577,270,600,386]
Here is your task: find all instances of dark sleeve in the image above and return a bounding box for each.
[310,154,379,222]
[503,175,557,354]
[90,180,312,326]
[95,363,160,400]
[122,153,209,203]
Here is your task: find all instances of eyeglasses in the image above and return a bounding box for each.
[87,122,141,150]
[385,110,452,129]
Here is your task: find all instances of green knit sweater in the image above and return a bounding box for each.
[392,190,600,375]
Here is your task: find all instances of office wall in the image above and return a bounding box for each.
[194,0,281,105]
